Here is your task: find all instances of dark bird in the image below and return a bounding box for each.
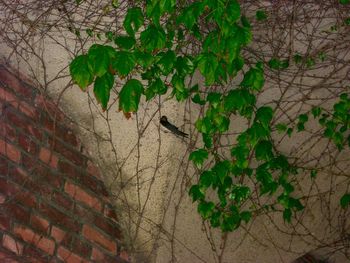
[160,116,188,138]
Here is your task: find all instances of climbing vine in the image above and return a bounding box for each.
[69,0,350,233]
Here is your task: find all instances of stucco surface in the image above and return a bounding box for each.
[0,1,349,262]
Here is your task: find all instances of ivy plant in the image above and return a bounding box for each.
[69,0,350,232]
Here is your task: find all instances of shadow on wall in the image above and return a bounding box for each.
[0,64,130,262]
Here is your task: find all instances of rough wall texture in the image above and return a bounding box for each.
[0,64,129,263]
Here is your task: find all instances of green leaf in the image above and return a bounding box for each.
[276,123,287,133]
[310,170,317,179]
[119,79,144,114]
[134,51,154,69]
[212,160,231,184]
[255,140,273,161]
[255,106,273,128]
[198,201,215,219]
[311,107,322,118]
[340,193,350,208]
[199,171,213,188]
[283,208,292,223]
[206,92,222,108]
[176,2,204,30]
[230,185,251,204]
[123,7,144,36]
[197,53,219,85]
[93,72,114,110]
[88,44,113,77]
[240,211,252,223]
[226,0,241,24]
[114,35,136,50]
[189,149,208,168]
[340,0,350,4]
[145,78,167,101]
[256,10,267,21]
[171,74,189,101]
[140,25,166,52]
[293,53,302,64]
[112,51,135,76]
[157,50,176,75]
[192,93,206,105]
[189,185,204,202]
[268,58,289,70]
[69,54,94,90]
[175,56,195,77]
[241,66,265,91]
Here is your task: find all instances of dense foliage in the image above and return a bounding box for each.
[69,0,350,232]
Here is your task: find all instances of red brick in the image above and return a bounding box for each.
[57,246,88,263]
[22,246,51,263]
[104,205,119,223]
[87,161,101,179]
[0,156,9,174]
[49,138,86,167]
[0,214,11,230]
[52,191,73,211]
[93,215,122,239]
[4,110,42,140]
[0,67,33,98]
[2,234,23,255]
[17,134,37,154]
[30,214,50,235]
[51,226,66,243]
[119,250,129,261]
[64,182,102,211]
[0,193,5,204]
[3,203,30,224]
[35,95,64,122]
[62,234,92,256]
[80,174,109,199]
[38,202,80,232]
[0,249,20,262]
[13,190,37,208]
[0,177,19,197]
[0,122,16,142]
[0,139,20,163]
[13,225,55,255]
[0,87,19,108]
[18,101,37,119]
[39,148,58,169]
[82,225,116,253]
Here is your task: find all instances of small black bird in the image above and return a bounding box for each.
[160,116,188,138]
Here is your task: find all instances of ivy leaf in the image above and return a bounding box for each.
[276,123,287,133]
[256,10,267,21]
[134,51,154,69]
[189,149,209,168]
[69,54,94,90]
[171,74,188,101]
[176,2,204,30]
[197,52,219,85]
[206,92,222,108]
[88,44,112,77]
[123,7,144,36]
[114,35,136,50]
[175,56,195,77]
[140,25,166,52]
[189,185,204,202]
[199,171,213,189]
[311,107,322,118]
[340,193,350,208]
[192,93,206,105]
[119,79,144,114]
[226,0,241,24]
[255,106,273,128]
[112,51,135,76]
[255,140,273,161]
[241,66,265,91]
[198,201,215,219]
[283,208,292,223]
[93,72,114,111]
[157,50,176,75]
[145,78,167,101]
[340,0,350,4]
[240,211,252,223]
[212,160,231,184]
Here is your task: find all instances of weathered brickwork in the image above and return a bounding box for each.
[0,65,129,263]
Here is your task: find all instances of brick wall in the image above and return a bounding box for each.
[0,65,129,263]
